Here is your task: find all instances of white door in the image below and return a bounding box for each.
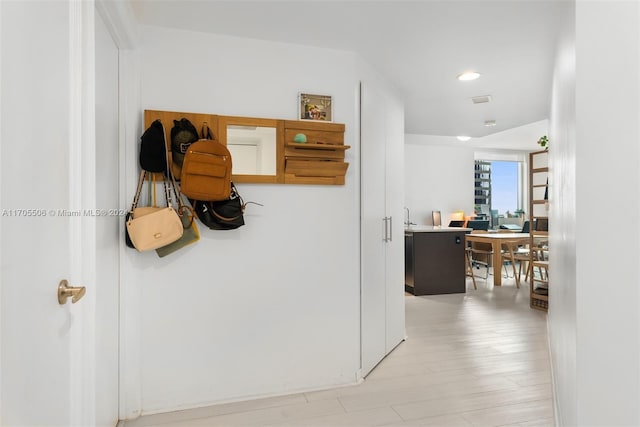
[1,2,99,425]
[95,7,121,427]
[360,81,406,376]
[384,95,406,352]
[360,82,389,375]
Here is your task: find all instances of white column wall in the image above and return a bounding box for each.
[127,26,362,415]
[550,2,640,425]
[548,2,576,425]
[575,2,640,425]
[404,135,475,226]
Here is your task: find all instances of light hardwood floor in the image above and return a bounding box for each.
[121,276,553,427]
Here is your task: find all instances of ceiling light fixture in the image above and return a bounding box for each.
[456,136,471,141]
[457,71,481,81]
[484,120,497,127]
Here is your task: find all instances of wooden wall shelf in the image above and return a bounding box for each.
[143,110,349,185]
[283,121,349,185]
[285,142,350,151]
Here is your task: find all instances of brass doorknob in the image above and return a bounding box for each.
[57,280,86,305]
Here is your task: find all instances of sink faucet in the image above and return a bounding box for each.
[404,207,416,226]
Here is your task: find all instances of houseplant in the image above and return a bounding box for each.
[537,135,549,150]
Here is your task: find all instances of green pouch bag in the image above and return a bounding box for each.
[155,205,200,258]
[155,131,201,258]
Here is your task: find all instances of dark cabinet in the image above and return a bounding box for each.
[405,230,467,295]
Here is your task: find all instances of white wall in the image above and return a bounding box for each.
[548,2,576,425]
[123,26,365,415]
[575,2,640,425]
[550,2,640,425]
[404,119,545,227]
[404,135,475,225]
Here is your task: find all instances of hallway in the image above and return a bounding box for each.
[123,278,553,426]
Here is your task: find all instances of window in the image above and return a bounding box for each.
[474,160,523,228]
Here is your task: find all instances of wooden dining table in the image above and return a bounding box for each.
[465,232,530,286]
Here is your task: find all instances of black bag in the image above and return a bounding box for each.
[139,120,167,173]
[125,211,135,248]
[193,182,258,230]
[170,118,199,179]
[125,170,146,249]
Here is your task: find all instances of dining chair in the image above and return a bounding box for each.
[500,238,529,288]
[513,244,533,282]
[497,228,521,279]
[468,230,493,280]
[465,247,477,290]
[531,244,549,281]
[498,235,531,282]
[506,240,548,284]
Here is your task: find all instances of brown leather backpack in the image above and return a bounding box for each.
[180,126,232,201]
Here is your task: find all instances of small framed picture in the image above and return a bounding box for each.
[299,93,332,122]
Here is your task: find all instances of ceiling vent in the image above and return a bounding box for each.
[471,95,492,104]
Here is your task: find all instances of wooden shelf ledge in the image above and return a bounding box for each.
[285,142,351,151]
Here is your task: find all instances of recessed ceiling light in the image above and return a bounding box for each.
[457,136,471,141]
[457,71,481,81]
[484,120,497,127]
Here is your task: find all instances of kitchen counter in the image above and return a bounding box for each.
[405,226,472,233]
[405,227,470,295]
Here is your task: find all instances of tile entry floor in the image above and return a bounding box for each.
[121,276,553,427]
